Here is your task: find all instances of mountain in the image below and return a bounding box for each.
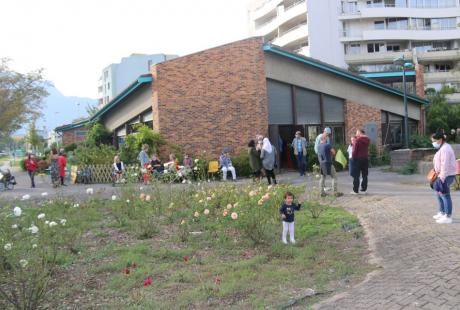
[35,84,97,133]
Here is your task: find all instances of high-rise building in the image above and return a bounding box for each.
[249,0,460,101]
[98,53,177,107]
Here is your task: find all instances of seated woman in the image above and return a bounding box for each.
[165,153,180,172]
[112,155,125,183]
[150,154,164,177]
[219,150,237,181]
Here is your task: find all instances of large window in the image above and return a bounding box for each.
[267,80,293,124]
[386,18,408,30]
[295,88,321,124]
[367,43,385,53]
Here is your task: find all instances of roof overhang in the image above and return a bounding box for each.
[262,44,428,106]
[55,74,153,132]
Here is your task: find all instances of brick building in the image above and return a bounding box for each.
[56,37,428,168]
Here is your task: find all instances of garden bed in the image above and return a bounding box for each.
[0,182,372,309]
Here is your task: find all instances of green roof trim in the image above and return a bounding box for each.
[262,44,428,106]
[55,74,153,132]
[360,71,416,78]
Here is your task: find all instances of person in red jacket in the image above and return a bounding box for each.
[58,149,67,186]
[25,153,38,188]
[351,129,370,195]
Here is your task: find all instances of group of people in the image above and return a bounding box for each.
[24,148,67,188]
[248,135,278,185]
[136,144,195,184]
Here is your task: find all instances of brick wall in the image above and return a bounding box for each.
[344,100,381,145]
[151,37,268,158]
[62,128,87,146]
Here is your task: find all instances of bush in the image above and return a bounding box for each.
[85,121,112,146]
[19,158,26,171]
[231,152,252,178]
[64,143,78,153]
[120,124,165,164]
[73,144,117,165]
[410,134,432,149]
[400,160,418,175]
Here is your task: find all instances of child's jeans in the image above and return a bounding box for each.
[282,221,295,243]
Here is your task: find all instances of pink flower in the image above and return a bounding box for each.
[144,278,152,286]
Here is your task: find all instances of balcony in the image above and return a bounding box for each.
[424,70,460,84]
[341,27,460,42]
[254,1,307,37]
[417,49,460,62]
[273,23,308,47]
[345,51,412,65]
[252,0,283,20]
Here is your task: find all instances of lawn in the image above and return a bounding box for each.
[0,182,372,309]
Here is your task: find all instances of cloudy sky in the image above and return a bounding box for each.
[1,0,251,98]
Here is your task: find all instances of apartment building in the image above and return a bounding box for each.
[341,0,460,102]
[249,0,460,102]
[97,53,177,107]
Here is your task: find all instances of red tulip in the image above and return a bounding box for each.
[144,277,152,286]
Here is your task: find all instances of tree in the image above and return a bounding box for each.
[85,121,112,146]
[0,58,48,137]
[26,119,43,152]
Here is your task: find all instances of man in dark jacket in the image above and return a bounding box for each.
[352,129,370,194]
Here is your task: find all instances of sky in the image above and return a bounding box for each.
[1,0,251,99]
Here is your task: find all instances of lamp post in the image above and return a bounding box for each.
[393,55,413,149]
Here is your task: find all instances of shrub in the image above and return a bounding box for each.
[85,121,112,146]
[64,143,78,153]
[410,134,432,149]
[120,124,165,164]
[19,158,26,171]
[73,144,117,165]
[231,152,252,178]
[400,160,418,175]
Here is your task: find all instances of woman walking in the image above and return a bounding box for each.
[431,131,457,224]
[49,148,60,188]
[25,153,38,188]
[248,140,262,181]
[260,138,277,185]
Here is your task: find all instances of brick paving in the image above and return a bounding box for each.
[314,172,460,310]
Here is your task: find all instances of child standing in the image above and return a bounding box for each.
[279,192,301,244]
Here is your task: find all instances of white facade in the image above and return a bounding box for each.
[249,0,460,94]
[97,53,177,107]
[248,0,346,67]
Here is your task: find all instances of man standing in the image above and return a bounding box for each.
[352,129,370,195]
[317,135,343,197]
[314,127,332,155]
[291,131,307,176]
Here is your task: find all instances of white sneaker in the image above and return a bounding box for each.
[359,191,367,195]
[433,212,444,220]
[350,191,359,195]
[436,216,453,224]
[282,240,288,245]
[324,187,332,192]
[290,239,296,244]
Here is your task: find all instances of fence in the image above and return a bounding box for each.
[72,164,141,184]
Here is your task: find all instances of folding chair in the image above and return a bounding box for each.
[207,160,220,180]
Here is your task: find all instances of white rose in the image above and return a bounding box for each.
[37,213,45,220]
[72,203,79,208]
[4,243,12,251]
[13,207,22,217]
[28,225,39,234]
[194,159,199,163]
[204,209,210,215]
[145,195,151,201]
[11,224,18,229]
[49,221,57,228]
[32,244,37,249]
[182,179,186,184]
[126,199,130,203]
[111,195,117,201]
[86,188,93,195]
[19,259,28,268]
[22,194,30,200]
[193,166,198,171]
[45,220,49,225]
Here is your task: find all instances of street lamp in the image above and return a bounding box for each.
[393,55,413,149]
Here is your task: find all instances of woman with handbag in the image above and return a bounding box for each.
[431,131,457,224]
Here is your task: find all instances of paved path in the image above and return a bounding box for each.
[315,172,460,309]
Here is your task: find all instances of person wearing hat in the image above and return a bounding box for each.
[314,127,335,192]
[291,131,307,176]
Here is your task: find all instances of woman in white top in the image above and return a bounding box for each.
[347,136,356,177]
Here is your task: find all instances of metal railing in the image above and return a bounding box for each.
[279,22,308,36]
[284,0,306,11]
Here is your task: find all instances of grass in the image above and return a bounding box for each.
[1,183,372,309]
